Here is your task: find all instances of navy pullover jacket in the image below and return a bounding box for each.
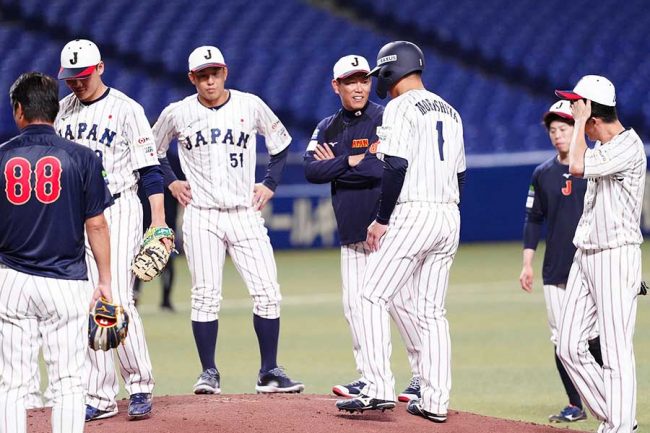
[303,102,384,245]
[523,156,587,285]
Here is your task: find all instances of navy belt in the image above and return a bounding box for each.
[112,193,121,200]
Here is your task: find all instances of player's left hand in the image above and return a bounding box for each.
[570,99,591,123]
[253,183,274,211]
[366,220,388,252]
[314,143,335,161]
[149,224,173,252]
[90,283,112,311]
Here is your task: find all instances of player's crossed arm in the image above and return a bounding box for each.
[314,142,364,167]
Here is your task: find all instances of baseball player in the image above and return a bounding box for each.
[55,39,168,421]
[336,41,466,423]
[152,45,303,394]
[304,55,422,402]
[0,72,113,433]
[554,76,645,433]
[519,100,603,423]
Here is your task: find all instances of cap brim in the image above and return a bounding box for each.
[58,65,96,80]
[554,90,583,101]
[367,65,382,77]
[543,111,573,121]
[336,69,370,80]
[190,63,227,72]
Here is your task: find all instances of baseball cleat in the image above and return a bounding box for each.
[398,376,421,402]
[193,367,221,394]
[548,405,587,422]
[336,395,396,413]
[85,405,118,422]
[255,367,304,393]
[406,399,447,423]
[128,393,152,420]
[332,378,366,398]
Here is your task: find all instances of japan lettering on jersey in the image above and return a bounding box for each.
[573,128,646,249]
[55,88,159,195]
[376,89,465,204]
[153,90,291,208]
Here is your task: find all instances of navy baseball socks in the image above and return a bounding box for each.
[191,320,221,394]
[254,315,304,393]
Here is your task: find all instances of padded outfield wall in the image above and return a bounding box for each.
[256,152,650,248]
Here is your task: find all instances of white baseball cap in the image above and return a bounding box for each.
[555,75,616,107]
[333,55,370,80]
[58,39,102,80]
[188,46,227,72]
[543,100,574,122]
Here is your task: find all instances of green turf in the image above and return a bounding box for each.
[103,241,649,430]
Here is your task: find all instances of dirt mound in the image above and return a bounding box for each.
[27,394,570,433]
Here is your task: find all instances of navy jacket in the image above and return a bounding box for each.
[523,156,587,285]
[304,102,384,245]
[0,125,112,279]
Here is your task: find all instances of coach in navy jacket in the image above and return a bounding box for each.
[303,55,423,403]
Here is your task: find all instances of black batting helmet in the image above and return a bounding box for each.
[368,41,425,99]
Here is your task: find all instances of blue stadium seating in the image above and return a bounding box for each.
[342,0,650,136]
[0,0,643,158]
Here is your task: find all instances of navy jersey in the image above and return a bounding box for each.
[304,102,384,245]
[523,156,587,285]
[0,125,113,279]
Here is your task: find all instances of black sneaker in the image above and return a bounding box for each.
[406,399,447,423]
[255,367,304,393]
[332,378,366,398]
[193,367,221,394]
[398,376,421,402]
[128,393,152,420]
[336,394,396,413]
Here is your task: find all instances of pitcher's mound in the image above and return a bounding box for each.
[28,394,571,433]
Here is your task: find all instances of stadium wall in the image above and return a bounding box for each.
[259,155,650,248]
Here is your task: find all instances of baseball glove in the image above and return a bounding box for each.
[88,298,129,351]
[131,227,175,282]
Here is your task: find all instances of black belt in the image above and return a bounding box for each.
[112,193,121,200]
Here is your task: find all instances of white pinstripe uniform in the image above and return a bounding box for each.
[153,90,290,322]
[0,267,89,433]
[341,243,421,384]
[54,88,158,412]
[358,89,465,413]
[557,128,646,433]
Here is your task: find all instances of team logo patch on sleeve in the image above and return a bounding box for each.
[369,141,379,154]
[376,125,391,141]
[525,185,535,209]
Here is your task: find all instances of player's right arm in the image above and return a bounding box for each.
[82,149,114,307]
[86,213,111,308]
[520,170,545,292]
[303,120,355,183]
[152,103,192,207]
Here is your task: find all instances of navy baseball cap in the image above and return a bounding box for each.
[58,39,101,80]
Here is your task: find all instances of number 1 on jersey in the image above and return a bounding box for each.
[436,121,445,161]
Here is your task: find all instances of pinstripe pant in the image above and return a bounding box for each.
[0,265,89,433]
[557,246,641,433]
[85,191,155,411]
[341,242,421,378]
[543,284,599,346]
[357,203,460,414]
[183,205,281,322]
